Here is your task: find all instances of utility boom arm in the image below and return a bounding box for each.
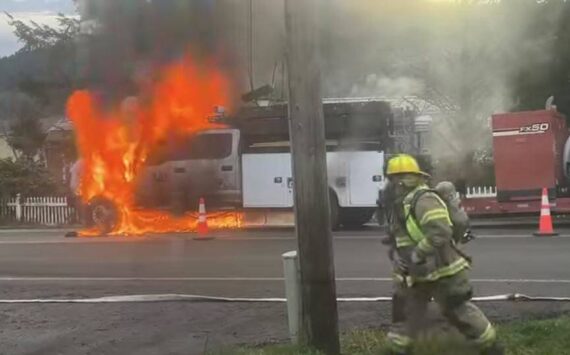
[221,100,394,148]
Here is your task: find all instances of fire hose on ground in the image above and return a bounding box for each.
[0,293,568,304]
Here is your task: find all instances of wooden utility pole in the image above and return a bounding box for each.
[285,1,340,354]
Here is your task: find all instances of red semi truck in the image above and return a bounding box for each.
[464,107,570,216]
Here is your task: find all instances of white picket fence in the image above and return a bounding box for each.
[465,186,497,199]
[0,195,77,226]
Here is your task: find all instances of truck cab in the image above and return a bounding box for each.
[136,129,242,211]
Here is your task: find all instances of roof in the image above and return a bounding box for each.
[47,118,74,132]
[45,118,74,144]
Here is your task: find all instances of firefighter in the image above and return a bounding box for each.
[385,154,503,355]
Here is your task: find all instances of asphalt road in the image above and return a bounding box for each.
[0,227,570,354]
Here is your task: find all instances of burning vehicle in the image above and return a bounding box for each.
[46,59,429,236]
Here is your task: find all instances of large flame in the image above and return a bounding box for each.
[66,54,242,235]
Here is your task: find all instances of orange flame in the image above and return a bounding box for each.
[67,54,242,235]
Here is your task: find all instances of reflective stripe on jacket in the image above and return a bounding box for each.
[396,185,469,282]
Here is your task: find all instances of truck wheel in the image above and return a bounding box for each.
[329,191,340,231]
[87,197,119,235]
[340,208,375,229]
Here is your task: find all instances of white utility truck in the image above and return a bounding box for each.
[136,128,384,228]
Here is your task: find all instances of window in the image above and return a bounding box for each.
[169,133,233,161]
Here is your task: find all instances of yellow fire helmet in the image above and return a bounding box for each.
[386,154,430,177]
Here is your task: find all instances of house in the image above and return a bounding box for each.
[44,118,75,183]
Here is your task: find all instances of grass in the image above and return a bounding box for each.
[499,316,570,355]
[211,316,570,355]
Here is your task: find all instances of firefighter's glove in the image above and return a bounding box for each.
[411,249,426,265]
[461,230,476,244]
[394,255,409,274]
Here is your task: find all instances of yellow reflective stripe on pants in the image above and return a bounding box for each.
[393,273,404,282]
[419,208,450,225]
[393,273,413,287]
[474,323,497,346]
[387,331,412,350]
[396,236,414,248]
[418,257,470,282]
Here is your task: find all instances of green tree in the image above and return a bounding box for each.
[7,118,46,161]
[4,12,79,53]
[0,159,59,199]
[3,11,80,113]
[0,91,45,161]
[510,1,570,116]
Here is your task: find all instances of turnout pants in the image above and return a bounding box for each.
[388,271,496,353]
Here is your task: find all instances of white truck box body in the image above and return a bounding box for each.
[242,151,384,208]
[242,153,294,208]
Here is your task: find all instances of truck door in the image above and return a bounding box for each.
[166,129,240,207]
[348,151,384,206]
[242,153,293,208]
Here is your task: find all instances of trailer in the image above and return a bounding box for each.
[463,107,570,216]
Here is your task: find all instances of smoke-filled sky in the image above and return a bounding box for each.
[0,0,76,57]
[0,0,564,161]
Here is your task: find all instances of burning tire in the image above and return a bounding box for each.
[87,197,120,235]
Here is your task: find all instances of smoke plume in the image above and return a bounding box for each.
[78,0,565,182]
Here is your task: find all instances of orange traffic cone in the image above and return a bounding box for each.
[533,188,558,237]
[194,197,214,240]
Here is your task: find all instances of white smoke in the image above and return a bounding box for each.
[349,75,424,98]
